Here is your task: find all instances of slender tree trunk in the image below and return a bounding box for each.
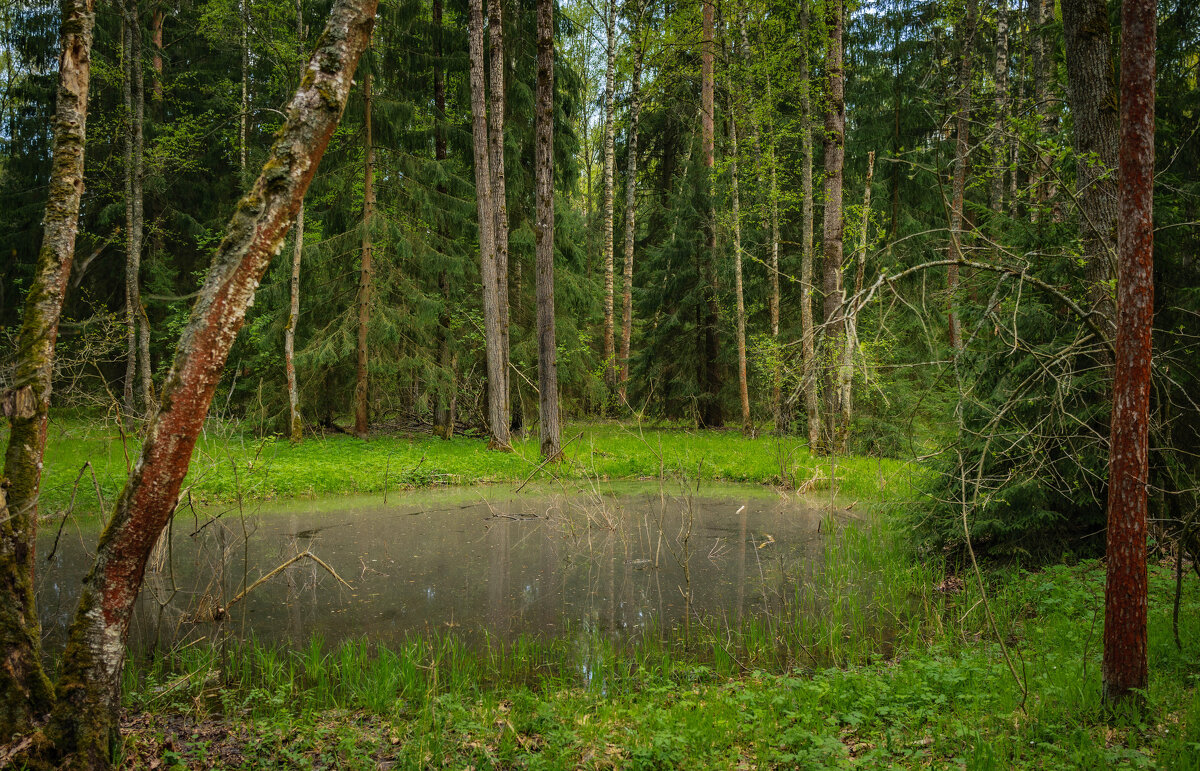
[700,0,721,428]
[601,0,617,391]
[0,0,95,739]
[133,6,152,416]
[990,0,1009,223]
[468,0,509,448]
[535,0,560,460]
[946,0,977,351]
[487,0,511,424]
[44,3,377,762]
[151,3,163,102]
[286,0,305,444]
[800,0,818,448]
[432,0,456,439]
[821,0,846,446]
[729,99,750,433]
[1030,0,1053,215]
[122,10,137,421]
[838,151,873,452]
[1102,0,1154,706]
[240,0,249,182]
[1062,0,1119,340]
[353,70,374,439]
[619,22,643,400]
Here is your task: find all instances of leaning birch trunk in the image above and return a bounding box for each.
[487,0,511,422]
[729,100,750,434]
[838,151,874,453]
[534,0,560,460]
[0,0,95,739]
[619,25,644,399]
[601,0,617,391]
[946,0,977,351]
[799,0,819,448]
[1062,0,1119,340]
[44,2,378,763]
[821,0,846,446]
[468,0,509,449]
[354,70,374,438]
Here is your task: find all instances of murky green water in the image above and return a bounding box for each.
[37,482,828,652]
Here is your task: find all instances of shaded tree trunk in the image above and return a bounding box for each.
[468,0,509,448]
[800,0,818,447]
[1102,0,1155,706]
[487,0,511,423]
[432,0,457,439]
[838,151,874,452]
[602,0,617,391]
[535,0,560,460]
[1062,0,1119,340]
[240,0,249,182]
[821,0,846,446]
[699,0,722,428]
[990,0,1009,223]
[619,15,644,401]
[0,0,95,739]
[286,0,306,444]
[946,0,977,351]
[43,2,378,763]
[354,70,373,439]
[729,98,750,433]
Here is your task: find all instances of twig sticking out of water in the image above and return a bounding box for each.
[200,550,351,621]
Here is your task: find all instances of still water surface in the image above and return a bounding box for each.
[37,482,829,652]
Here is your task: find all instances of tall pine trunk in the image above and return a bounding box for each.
[619,17,643,400]
[729,96,750,433]
[946,0,976,351]
[821,0,846,446]
[1062,0,1119,339]
[1102,0,1155,706]
[432,0,457,439]
[601,0,617,391]
[0,0,95,739]
[354,70,374,438]
[535,0,560,460]
[43,3,378,763]
[991,0,1009,225]
[468,0,509,448]
[799,0,819,448]
[699,0,722,428]
[487,0,511,424]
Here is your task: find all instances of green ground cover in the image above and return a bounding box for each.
[23,417,917,518]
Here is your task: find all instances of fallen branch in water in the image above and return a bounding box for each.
[199,550,352,621]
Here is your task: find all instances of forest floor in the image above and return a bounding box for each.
[16,417,1200,768]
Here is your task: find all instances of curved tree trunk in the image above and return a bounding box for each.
[44,3,377,763]
[0,0,95,739]
[1102,0,1155,707]
[535,0,560,460]
[468,0,509,448]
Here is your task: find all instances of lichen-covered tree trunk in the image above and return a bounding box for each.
[354,70,374,439]
[43,2,378,762]
[946,0,976,351]
[990,0,1009,223]
[601,0,617,392]
[800,0,819,448]
[1062,0,1119,340]
[487,0,511,422]
[821,0,846,446]
[729,100,750,434]
[1102,0,1155,706]
[286,203,303,442]
[619,19,643,400]
[838,151,874,452]
[0,0,95,740]
[468,0,509,449]
[534,0,560,461]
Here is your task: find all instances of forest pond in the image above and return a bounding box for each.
[37,483,836,654]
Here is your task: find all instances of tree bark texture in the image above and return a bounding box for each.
[44,2,378,762]
[1102,0,1154,706]
[0,0,95,739]
[354,70,374,439]
[1062,0,1119,340]
[286,203,303,442]
[468,0,509,448]
[838,151,874,452]
[487,0,511,420]
[123,3,148,421]
[699,0,721,428]
[990,0,1009,221]
[619,24,643,400]
[534,0,560,460]
[800,0,818,447]
[240,0,249,182]
[432,0,456,440]
[946,0,976,352]
[821,0,846,446]
[601,0,617,391]
[729,100,750,433]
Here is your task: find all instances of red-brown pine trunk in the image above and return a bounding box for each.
[354,70,374,439]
